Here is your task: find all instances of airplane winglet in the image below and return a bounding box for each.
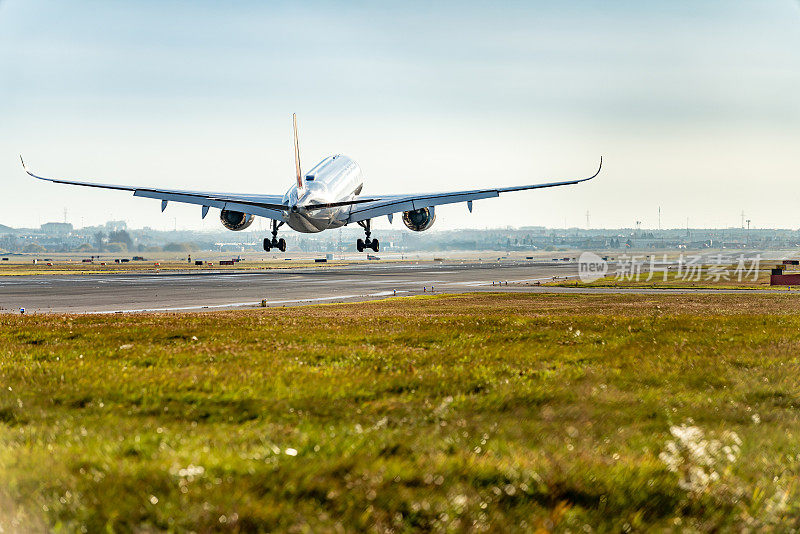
[578,156,603,182]
[584,156,603,180]
[19,155,37,178]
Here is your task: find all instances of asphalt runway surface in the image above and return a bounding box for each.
[0,260,790,314]
[0,261,576,314]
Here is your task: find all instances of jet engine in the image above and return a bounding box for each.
[220,209,254,231]
[402,207,436,232]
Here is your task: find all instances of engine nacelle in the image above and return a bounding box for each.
[220,210,254,231]
[402,207,436,232]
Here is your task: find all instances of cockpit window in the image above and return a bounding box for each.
[306,175,315,181]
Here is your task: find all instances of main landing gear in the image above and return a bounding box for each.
[263,220,286,252]
[357,220,379,252]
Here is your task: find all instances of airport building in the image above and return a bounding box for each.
[39,222,73,236]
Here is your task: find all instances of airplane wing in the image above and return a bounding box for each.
[345,157,602,224]
[21,156,290,220]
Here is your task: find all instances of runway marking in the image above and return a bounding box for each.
[82,290,407,314]
[504,275,581,283]
[0,262,578,313]
[445,275,580,287]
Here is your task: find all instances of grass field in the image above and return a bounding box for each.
[546,264,779,290]
[3,293,800,531]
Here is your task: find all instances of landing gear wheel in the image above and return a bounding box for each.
[265,220,285,253]
[357,219,379,253]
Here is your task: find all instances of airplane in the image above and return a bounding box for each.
[20,115,601,253]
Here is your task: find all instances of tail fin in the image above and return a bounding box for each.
[293,113,302,189]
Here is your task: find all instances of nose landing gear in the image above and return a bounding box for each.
[357,220,379,253]
[263,220,286,252]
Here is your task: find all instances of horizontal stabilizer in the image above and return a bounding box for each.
[303,198,381,211]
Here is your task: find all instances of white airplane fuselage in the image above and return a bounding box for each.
[282,154,364,233]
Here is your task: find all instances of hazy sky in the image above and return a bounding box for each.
[1,1,799,232]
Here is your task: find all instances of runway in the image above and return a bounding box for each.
[0,260,789,314]
[0,260,578,313]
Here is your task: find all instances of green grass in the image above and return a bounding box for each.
[3,293,800,531]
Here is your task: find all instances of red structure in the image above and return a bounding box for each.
[770,274,800,286]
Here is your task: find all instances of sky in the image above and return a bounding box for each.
[1,0,799,232]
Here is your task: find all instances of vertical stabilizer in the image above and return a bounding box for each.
[293,113,302,189]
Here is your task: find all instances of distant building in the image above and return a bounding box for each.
[40,222,73,235]
[105,220,127,232]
